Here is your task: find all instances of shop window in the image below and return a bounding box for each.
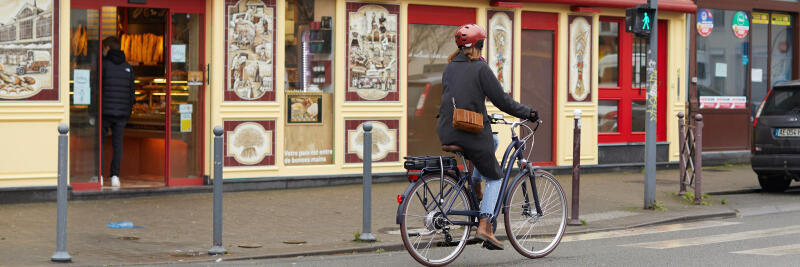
[598,21,619,87]
[283,0,335,166]
[750,11,793,112]
[407,23,459,157]
[632,35,647,87]
[20,19,33,40]
[631,100,646,132]
[696,9,748,98]
[598,100,619,133]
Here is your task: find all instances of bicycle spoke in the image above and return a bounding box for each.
[504,171,566,258]
[401,174,471,266]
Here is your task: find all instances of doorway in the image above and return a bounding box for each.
[68,1,205,190]
[521,11,557,165]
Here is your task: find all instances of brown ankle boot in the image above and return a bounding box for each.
[475,218,503,250]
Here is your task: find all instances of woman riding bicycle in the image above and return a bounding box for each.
[436,24,539,250]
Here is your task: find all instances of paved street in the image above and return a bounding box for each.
[197,210,800,266]
[1,165,798,266]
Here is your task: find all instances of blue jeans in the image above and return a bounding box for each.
[472,134,500,216]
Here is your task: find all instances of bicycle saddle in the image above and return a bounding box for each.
[441,145,464,153]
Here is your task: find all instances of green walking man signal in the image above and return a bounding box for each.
[626,4,654,36]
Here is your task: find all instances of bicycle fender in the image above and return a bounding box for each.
[396,181,417,225]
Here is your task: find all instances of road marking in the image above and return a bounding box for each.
[621,225,800,249]
[731,244,800,256]
[559,220,740,242]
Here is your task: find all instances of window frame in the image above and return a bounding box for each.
[598,17,665,143]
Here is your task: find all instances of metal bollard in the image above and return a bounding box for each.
[568,110,582,226]
[693,115,703,204]
[358,122,376,242]
[209,126,227,255]
[51,124,72,263]
[678,112,687,195]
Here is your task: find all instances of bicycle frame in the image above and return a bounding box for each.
[396,120,544,228]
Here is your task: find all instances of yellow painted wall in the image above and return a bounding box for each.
[0,0,70,187]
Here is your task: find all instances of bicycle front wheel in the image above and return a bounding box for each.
[400,173,472,267]
[503,169,567,258]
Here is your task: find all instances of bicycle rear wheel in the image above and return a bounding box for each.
[400,173,472,266]
[503,169,567,258]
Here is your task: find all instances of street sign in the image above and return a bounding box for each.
[625,4,655,37]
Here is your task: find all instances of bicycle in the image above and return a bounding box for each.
[396,114,567,266]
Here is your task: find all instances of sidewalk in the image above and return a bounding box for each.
[0,164,774,266]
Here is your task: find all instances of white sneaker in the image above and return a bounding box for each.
[111,176,121,188]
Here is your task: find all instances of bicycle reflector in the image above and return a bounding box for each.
[397,194,403,204]
[407,171,420,182]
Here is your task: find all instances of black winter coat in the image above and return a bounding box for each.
[436,52,532,180]
[102,49,135,118]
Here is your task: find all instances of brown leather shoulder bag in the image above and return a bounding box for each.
[451,97,483,134]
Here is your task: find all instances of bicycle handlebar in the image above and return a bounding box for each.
[490,117,542,132]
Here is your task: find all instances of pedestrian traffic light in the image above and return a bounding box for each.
[626,4,655,37]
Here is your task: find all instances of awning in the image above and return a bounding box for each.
[516,0,697,13]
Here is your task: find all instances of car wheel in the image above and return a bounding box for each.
[758,175,791,192]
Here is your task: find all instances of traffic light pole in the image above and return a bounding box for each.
[644,0,658,209]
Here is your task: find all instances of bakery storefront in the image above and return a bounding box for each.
[0,0,693,191]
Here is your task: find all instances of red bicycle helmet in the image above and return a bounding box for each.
[454,24,486,49]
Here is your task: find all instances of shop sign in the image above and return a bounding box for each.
[696,9,714,37]
[699,96,746,109]
[346,3,400,102]
[772,13,791,26]
[488,11,513,95]
[187,71,203,86]
[0,0,59,101]
[171,44,186,63]
[179,104,192,132]
[345,120,399,163]
[286,93,322,124]
[73,69,91,105]
[752,12,769,25]
[225,0,276,102]
[568,15,592,102]
[732,11,749,39]
[180,113,192,132]
[224,120,275,167]
[179,104,192,114]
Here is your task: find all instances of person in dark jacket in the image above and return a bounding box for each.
[101,36,135,188]
[436,24,538,250]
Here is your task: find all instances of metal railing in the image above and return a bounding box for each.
[678,112,703,204]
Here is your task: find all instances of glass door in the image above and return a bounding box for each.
[167,12,205,186]
[111,7,168,188]
[751,11,793,114]
[69,8,101,190]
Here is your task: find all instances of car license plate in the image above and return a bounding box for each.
[775,128,800,137]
